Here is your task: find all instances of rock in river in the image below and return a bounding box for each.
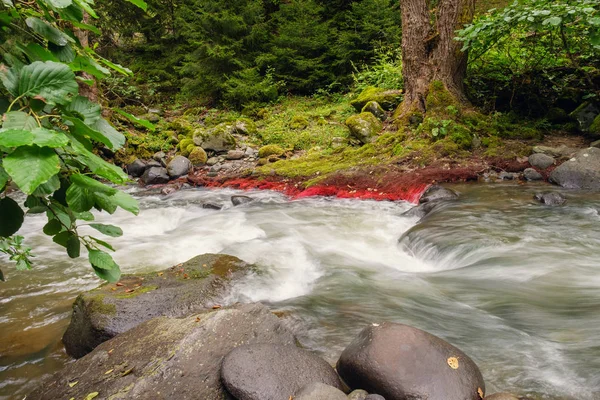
[141,166,169,185]
[534,192,566,206]
[126,159,146,178]
[30,303,296,400]
[549,147,600,190]
[419,184,459,204]
[523,168,543,181]
[337,322,485,400]
[221,343,344,400]
[62,253,255,358]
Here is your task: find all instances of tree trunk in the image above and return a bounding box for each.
[396,0,475,119]
[74,13,99,102]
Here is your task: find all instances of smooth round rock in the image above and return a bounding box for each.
[419,184,459,204]
[534,192,566,206]
[337,322,485,400]
[221,344,344,400]
[484,393,521,400]
[528,153,555,169]
[294,382,347,400]
[523,168,543,181]
[226,150,245,160]
[348,389,369,400]
[166,155,192,178]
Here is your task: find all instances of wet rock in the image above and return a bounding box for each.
[591,139,600,148]
[127,159,146,178]
[337,322,485,400]
[523,168,543,181]
[193,123,237,152]
[403,201,442,220]
[346,112,383,144]
[365,395,386,400]
[221,344,344,400]
[570,102,599,132]
[62,254,255,358]
[484,393,522,400]
[528,153,555,169]
[33,303,295,400]
[549,147,600,190]
[499,171,518,180]
[226,150,245,160]
[145,159,162,169]
[141,166,169,185]
[351,87,403,111]
[231,195,254,206]
[203,203,222,210]
[293,383,347,400]
[361,101,387,121]
[348,389,369,400]
[534,192,566,206]
[166,155,192,178]
[419,184,459,204]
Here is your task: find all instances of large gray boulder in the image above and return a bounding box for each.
[63,254,255,358]
[337,322,485,400]
[419,184,459,204]
[141,166,169,185]
[193,123,237,152]
[528,153,554,170]
[549,147,600,190]
[30,303,296,400]
[166,155,192,178]
[221,344,344,400]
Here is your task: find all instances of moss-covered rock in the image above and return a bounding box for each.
[345,112,383,144]
[546,107,570,124]
[361,101,387,121]
[233,118,258,135]
[163,117,195,137]
[351,86,403,111]
[189,146,208,166]
[193,123,237,152]
[62,254,257,359]
[258,144,285,158]
[178,138,194,156]
[290,115,309,130]
[570,102,600,132]
[590,114,600,136]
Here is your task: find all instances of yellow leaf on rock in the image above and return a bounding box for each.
[478,387,484,399]
[104,369,114,375]
[84,393,99,400]
[68,381,78,388]
[447,357,459,369]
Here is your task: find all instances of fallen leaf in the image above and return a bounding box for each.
[125,289,135,293]
[121,367,134,377]
[158,272,164,277]
[195,316,202,322]
[478,387,484,399]
[108,349,114,355]
[447,357,459,369]
[84,393,99,400]
[104,369,114,375]
[116,282,124,287]
[111,288,117,291]
[67,381,78,388]
[212,305,222,309]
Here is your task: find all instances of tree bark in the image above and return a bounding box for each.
[396,0,475,119]
[74,12,99,102]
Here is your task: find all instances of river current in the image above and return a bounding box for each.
[1,183,599,399]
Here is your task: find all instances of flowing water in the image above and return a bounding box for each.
[1,183,599,400]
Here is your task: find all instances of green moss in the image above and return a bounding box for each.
[234,118,258,135]
[425,80,459,115]
[351,86,403,111]
[86,293,116,316]
[289,115,309,130]
[115,285,159,299]
[189,147,208,165]
[178,138,194,156]
[590,114,600,135]
[361,101,386,121]
[258,144,285,158]
[345,112,383,144]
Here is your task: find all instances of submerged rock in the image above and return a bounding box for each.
[528,153,555,170]
[294,383,347,400]
[221,344,344,400]
[419,184,459,204]
[346,112,383,144]
[549,147,600,190]
[231,195,254,206]
[32,303,296,400]
[337,322,485,400]
[62,254,255,358]
[141,166,169,185]
[534,192,566,206]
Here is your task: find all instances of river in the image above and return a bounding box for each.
[1,183,599,399]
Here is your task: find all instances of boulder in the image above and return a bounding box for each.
[31,303,296,400]
[189,146,208,166]
[534,192,566,206]
[231,195,254,206]
[166,155,192,178]
[351,87,403,111]
[193,123,237,152]
[145,159,162,169]
[419,184,458,204]
[346,112,383,144]
[126,159,146,178]
[226,150,246,160]
[62,254,255,358]
[532,145,575,158]
[153,151,166,164]
[348,389,369,400]
[523,168,543,181]
[484,393,522,400]
[528,153,555,169]
[498,171,518,180]
[337,322,485,400]
[591,139,600,148]
[549,147,600,190]
[141,166,169,185]
[221,344,344,400]
[570,102,599,132]
[403,201,442,220]
[591,114,600,136]
[294,383,348,400]
[362,101,387,121]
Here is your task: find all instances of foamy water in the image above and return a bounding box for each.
[1,183,599,399]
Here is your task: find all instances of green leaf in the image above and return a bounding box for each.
[49,43,75,63]
[0,166,9,190]
[543,16,562,26]
[33,174,60,196]
[110,190,139,215]
[90,118,125,149]
[88,249,118,270]
[48,205,73,229]
[94,54,132,76]
[0,64,19,96]
[43,218,63,235]
[0,197,24,237]
[31,128,69,147]
[1,112,37,130]
[124,0,147,11]
[25,195,47,214]
[70,174,117,195]
[71,20,101,35]
[93,192,117,214]
[66,235,80,258]
[65,96,101,124]
[53,230,74,247]
[20,43,59,62]
[69,139,128,184]
[73,0,98,18]
[44,0,73,9]
[65,116,117,149]
[0,129,34,147]
[3,146,61,194]
[89,236,114,251]
[66,182,94,212]
[92,264,121,282]
[69,55,110,79]
[18,61,78,105]
[89,223,122,237]
[74,211,94,221]
[25,17,75,46]
[114,109,155,131]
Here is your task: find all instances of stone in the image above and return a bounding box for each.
[532,145,576,158]
[403,201,443,220]
[231,195,253,206]
[189,146,208,166]
[62,254,255,358]
[345,112,383,144]
[245,147,258,157]
[221,344,344,400]
[233,118,257,135]
[348,389,369,400]
[166,155,192,178]
[570,102,599,132]
[226,150,245,160]
[337,322,485,400]
[193,123,237,152]
[534,192,566,206]
[207,157,219,166]
[499,171,518,180]
[549,147,600,190]
[365,395,386,400]
[350,87,403,111]
[523,168,543,181]
[591,139,600,148]
[145,159,162,169]
[203,203,222,210]
[528,153,555,169]
[361,101,387,121]
[153,151,166,162]
[293,383,347,400]
[126,159,146,178]
[484,393,522,400]
[141,166,169,185]
[258,145,285,158]
[419,184,459,204]
[32,304,296,400]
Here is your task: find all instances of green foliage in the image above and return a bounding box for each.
[0,0,145,281]
[352,47,404,92]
